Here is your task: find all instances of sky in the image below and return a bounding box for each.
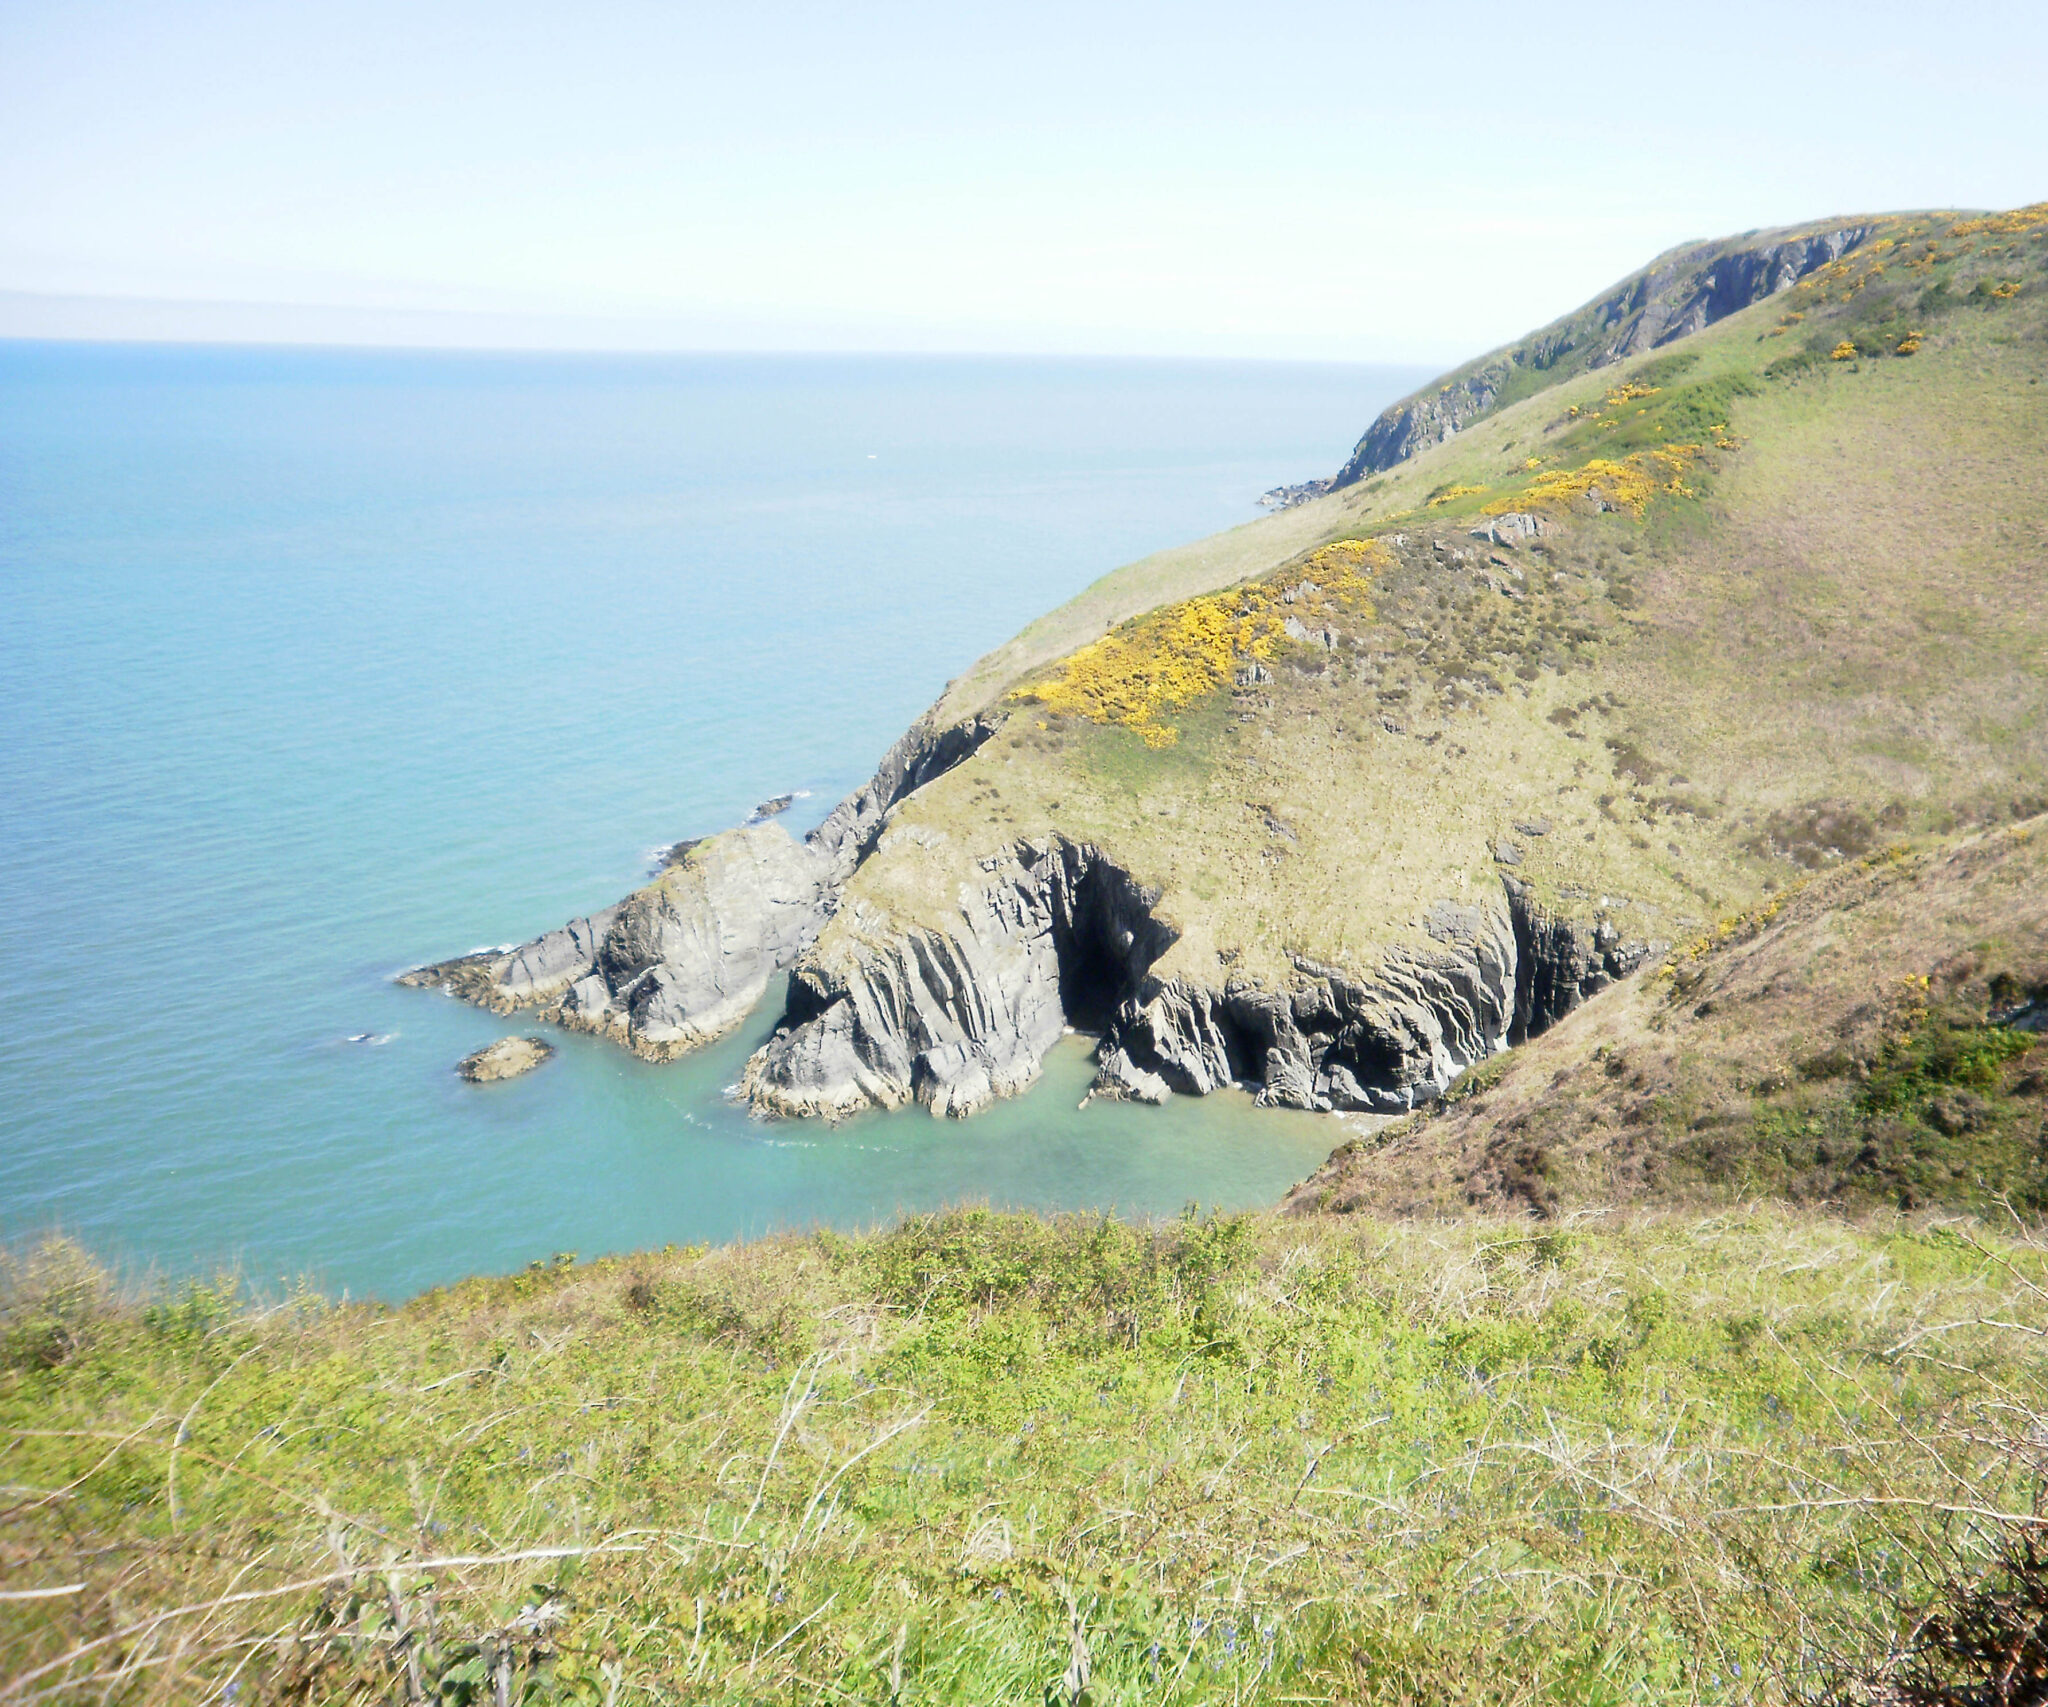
[2,0,2045,363]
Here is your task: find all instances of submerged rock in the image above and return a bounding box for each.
[457,1035,554,1082]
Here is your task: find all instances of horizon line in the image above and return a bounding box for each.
[0,288,1463,370]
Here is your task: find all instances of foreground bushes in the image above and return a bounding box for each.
[3,1208,2045,1704]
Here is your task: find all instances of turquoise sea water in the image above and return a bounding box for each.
[0,341,1428,1298]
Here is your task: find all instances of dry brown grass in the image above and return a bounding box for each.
[1290,819,2048,1219]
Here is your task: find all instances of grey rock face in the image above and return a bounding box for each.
[402,709,996,1064]
[742,838,1648,1120]
[1258,477,1338,512]
[1103,886,1645,1115]
[1470,513,1546,546]
[743,839,1174,1119]
[553,823,835,1058]
[1505,883,1652,1043]
[398,905,625,1015]
[1330,222,1875,488]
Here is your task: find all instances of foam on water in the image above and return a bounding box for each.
[0,341,1430,1298]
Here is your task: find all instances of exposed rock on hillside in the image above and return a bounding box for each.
[1259,477,1336,511]
[1322,220,1875,492]
[1287,820,2048,1219]
[550,824,834,1058]
[742,838,1650,1119]
[407,202,2048,1136]
[743,838,1173,1118]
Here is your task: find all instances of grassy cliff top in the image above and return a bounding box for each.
[830,204,2048,994]
[7,1206,2047,1702]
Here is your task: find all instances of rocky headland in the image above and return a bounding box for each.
[406,202,2048,1143]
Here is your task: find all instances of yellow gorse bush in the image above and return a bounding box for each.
[1014,539,1387,747]
[1485,444,1703,518]
[1426,483,1487,509]
[1948,202,2048,240]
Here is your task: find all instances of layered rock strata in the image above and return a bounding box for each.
[743,838,1174,1119]
[398,712,995,1059]
[410,708,1651,1109]
[740,836,1650,1121]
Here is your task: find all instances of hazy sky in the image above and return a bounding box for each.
[3,0,2044,360]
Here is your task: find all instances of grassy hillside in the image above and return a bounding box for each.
[7,1211,2047,1704]
[826,204,2048,1011]
[1291,819,2048,1219]
[14,206,2048,1706]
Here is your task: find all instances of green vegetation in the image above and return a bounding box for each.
[8,1209,2048,1704]
[1300,821,2048,1222]
[1685,1002,2048,1214]
[16,203,2048,1703]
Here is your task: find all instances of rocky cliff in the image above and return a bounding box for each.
[399,713,995,1060]
[742,837,1174,1118]
[741,836,1648,1120]
[1261,219,1877,508]
[407,202,2048,1148]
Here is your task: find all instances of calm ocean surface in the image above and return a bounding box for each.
[0,341,1428,1298]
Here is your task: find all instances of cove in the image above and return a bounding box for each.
[0,342,1428,1298]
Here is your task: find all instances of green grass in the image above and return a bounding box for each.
[1675,1005,2048,1214]
[6,1208,2047,1704]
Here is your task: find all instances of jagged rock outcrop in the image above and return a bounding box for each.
[550,824,835,1058]
[809,714,997,879]
[743,839,1175,1118]
[1258,477,1337,512]
[1098,888,1645,1116]
[401,710,996,1060]
[1505,881,1652,1044]
[742,838,1652,1119]
[1330,221,1876,488]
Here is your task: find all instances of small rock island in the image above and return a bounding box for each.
[456,1035,555,1083]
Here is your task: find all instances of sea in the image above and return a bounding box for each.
[0,341,1432,1298]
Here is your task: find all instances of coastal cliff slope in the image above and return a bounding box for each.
[1262,212,1884,507]
[1288,816,2048,1219]
[409,203,2048,1128]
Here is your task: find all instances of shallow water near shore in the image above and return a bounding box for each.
[0,341,1425,1298]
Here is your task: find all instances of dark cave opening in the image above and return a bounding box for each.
[1040,843,1177,1035]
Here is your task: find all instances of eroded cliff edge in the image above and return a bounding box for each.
[406,202,2048,1134]
[398,711,996,1061]
[736,834,1645,1121]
